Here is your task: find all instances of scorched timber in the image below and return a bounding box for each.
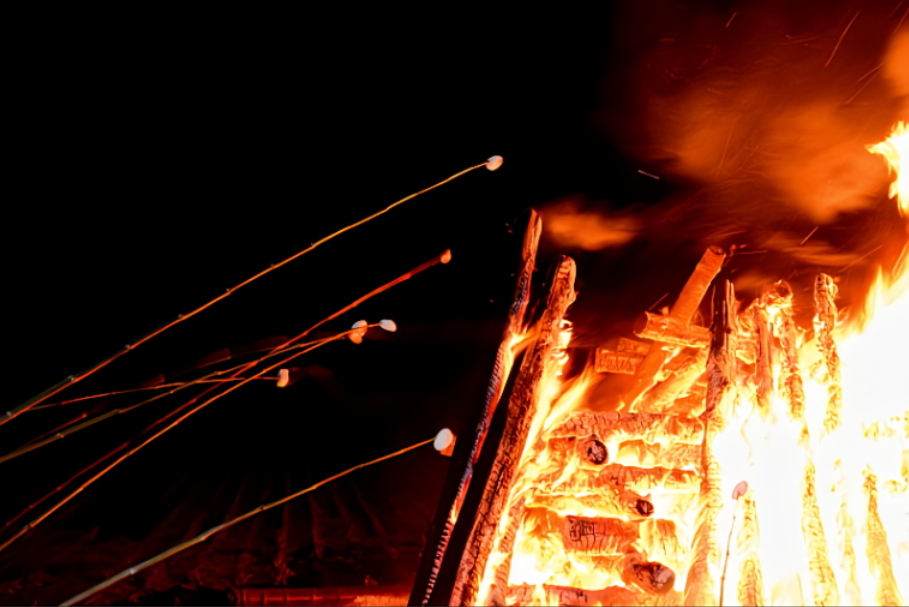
[539,464,701,495]
[863,471,903,607]
[735,489,766,607]
[409,212,542,606]
[507,584,681,607]
[526,492,655,522]
[451,256,577,607]
[684,279,737,607]
[813,273,843,433]
[550,411,704,444]
[626,246,726,409]
[768,282,806,421]
[614,440,701,470]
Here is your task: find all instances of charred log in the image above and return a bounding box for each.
[863,471,903,607]
[626,246,726,409]
[450,256,576,607]
[408,212,542,606]
[550,412,704,444]
[813,274,843,433]
[801,460,839,606]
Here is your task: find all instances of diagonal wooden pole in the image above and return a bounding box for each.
[409,211,541,607]
[2,160,492,426]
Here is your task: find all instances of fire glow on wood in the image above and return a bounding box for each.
[417,123,908,606]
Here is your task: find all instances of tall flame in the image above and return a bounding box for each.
[869,121,908,216]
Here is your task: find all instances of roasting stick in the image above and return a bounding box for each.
[409,211,541,607]
[452,256,576,607]
[0,252,450,551]
[2,250,450,466]
[60,436,439,607]
[2,157,502,427]
[32,377,280,410]
[0,338,337,465]
[0,328,376,555]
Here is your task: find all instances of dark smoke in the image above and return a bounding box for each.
[541,0,908,348]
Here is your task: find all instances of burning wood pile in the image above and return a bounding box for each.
[411,124,908,606]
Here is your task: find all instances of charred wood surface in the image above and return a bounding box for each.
[863,471,902,607]
[450,256,576,606]
[813,274,843,433]
[408,212,542,606]
[626,247,726,409]
[550,412,704,444]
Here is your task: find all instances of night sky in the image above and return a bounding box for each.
[4,3,906,605]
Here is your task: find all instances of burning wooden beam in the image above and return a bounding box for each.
[540,464,701,495]
[684,279,737,607]
[753,303,774,411]
[626,246,726,409]
[636,348,708,414]
[507,583,668,607]
[549,411,704,444]
[635,313,712,348]
[560,514,640,554]
[863,470,903,607]
[735,489,766,607]
[801,460,840,606]
[813,274,843,433]
[409,211,542,606]
[526,492,654,522]
[450,256,577,607]
[614,439,701,469]
[768,282,806,421]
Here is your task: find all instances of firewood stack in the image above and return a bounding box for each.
[411,215,904,606]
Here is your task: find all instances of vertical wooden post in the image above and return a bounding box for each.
[685,279,736,606]
[408,212,542,607]
[451,256,576,607]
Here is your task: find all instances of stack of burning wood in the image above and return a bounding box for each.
[410,213,904,606]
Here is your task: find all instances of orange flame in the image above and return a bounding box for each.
[469,123,908,606]
[869,121,909,217]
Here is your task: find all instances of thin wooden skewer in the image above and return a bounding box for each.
[32,377,281,410]
[2,161,486,426]
[0,329,367,554]
[0,338,335,465]
[3,249,450,463]
[0,251,449,551]
[0,374,288,465]
[60,437,436,607]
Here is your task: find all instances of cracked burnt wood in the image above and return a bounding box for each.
[507,583,681,607]
[408,211,542,607]
[735,489,766,607]
[684,279,736,607]
[813,274,842,433]
[549,411,704,444]
[767,281,806,421]
[449,256,576,607]
[626,246,726,410]
[863,471,903,607]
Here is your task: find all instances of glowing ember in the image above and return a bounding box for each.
[465,123,908,606]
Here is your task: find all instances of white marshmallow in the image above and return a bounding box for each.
[486,155,503,171]
[434,428,455,451]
